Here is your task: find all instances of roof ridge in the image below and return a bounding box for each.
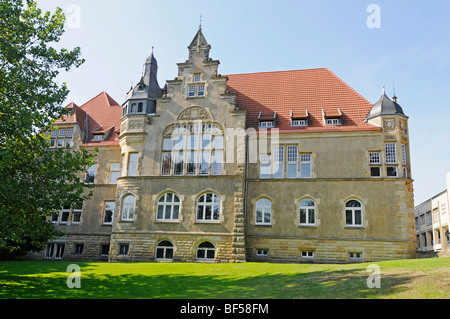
[226,67,329,77]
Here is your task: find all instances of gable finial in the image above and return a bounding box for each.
[382,85,385,95]
[199,14,202,29]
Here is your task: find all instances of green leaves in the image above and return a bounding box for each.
[0,0,94,258]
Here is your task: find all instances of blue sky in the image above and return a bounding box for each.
[37,0,450,205]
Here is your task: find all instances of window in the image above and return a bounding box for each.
[369,152,381,164]
[109,163,120,184]
[256,249,269,256]
[196,242,215,260]
[260,155,271,179]
[255,198,272,225]
[161,152,172,175]
[401,144,407,165]
[119,244,129,256]
[45,243,64,259]
[85,164,97,183]
[103,201,115,224]
[370,167,381,177]
[369,152,381,177]
[345,199,363,227]
[121,195,135,221]
[299,199,316,226]
[326,118,341,125]
[259,121,274,128]
[72,202,82,224]
[101,244,110,256]
[273,146,284,179]
[156,241,174,260]
[386,166,398,177]
[74,244,84,255]
[291,119,307,127]
[66,128,74,137]
[58,129,66,137]
[157,193,180,221]
[60,206,70,224]
[196,193,220,222]
[197,84,205,97]
[385,143,397,164]
[287,145,298,178]
[300,154,312,178]
[128,153,138,176]
[161,123,223,176]
[349,252,362,260]
[301,251,314,258]
[188,81,205,97]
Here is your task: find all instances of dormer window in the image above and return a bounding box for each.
[93,134,104,141]
[290,110,308,127]
[258,111,276,128]
[323,108,342,126]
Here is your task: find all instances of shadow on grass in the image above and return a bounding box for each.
[0,262,419,299]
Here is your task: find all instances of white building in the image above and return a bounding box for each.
[415,172,450,253]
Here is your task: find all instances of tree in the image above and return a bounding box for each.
[0,0,96,258]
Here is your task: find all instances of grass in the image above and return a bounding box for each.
[0,257,449,299]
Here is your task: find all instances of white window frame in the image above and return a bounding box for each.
[369,152,381,164]
[325,118,341,125]
[385,143,397,164]
[256,249,269,256]
[386,166,398,177]
[273,146,284,179]
[291,119,308,127]
[255,198,272,225]
[259,155,271,179]
[299,199,316,226]
[103,201,115,225]
[85,164,97,184]
[345,199,363,227]
[301,251,314,258]
[349,252,362,260]
[196,193,221,222]
[401,144,407,165]
[300,154,312,178]
[128,153,138,176]
[196,242,215,260]
[109,163,120,184]
[155,241,174,260]
[156,193,180,221]
[286,145,298,178]
[259,121,274,128]
[121,195,135,221]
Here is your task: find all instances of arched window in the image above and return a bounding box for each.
[196,241,215,260]
[155,240,174,260]
[138,102,143,113]
[196,193,220,222]
[157,193,180,221]
[299,198,316,226]
[345,199,363,227]
[131,103,137,113]
[121,194,135,221]
[255,198,272,225]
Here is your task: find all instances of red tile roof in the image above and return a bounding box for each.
[58,91,122,145]
[226,68,380,133]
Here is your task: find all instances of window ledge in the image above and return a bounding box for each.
[254,223,272,227]
[298,224,317,228]
[194,221,221,224]
[154,220,180,224]
[344,226,365,229]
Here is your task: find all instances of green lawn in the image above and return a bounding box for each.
[0,258,449,299]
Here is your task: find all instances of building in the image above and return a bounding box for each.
[30,27,416,263]
[415,173,450,253]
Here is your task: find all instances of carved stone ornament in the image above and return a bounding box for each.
[400,120,407,135]
[383,119,395,131]
[177,106,211,121]
[163,124,175,137]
